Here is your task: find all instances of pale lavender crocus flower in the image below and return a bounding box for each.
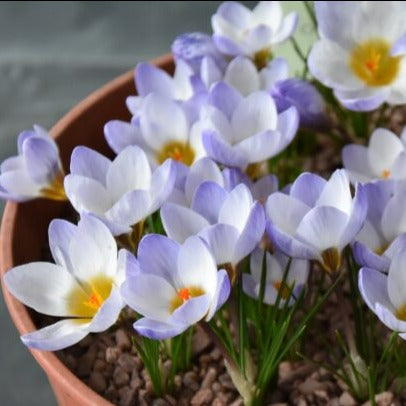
[161,182,265,278]
[0,125,66,202]
[4,215,125,350]
[212,1,298,67]
[353,182,406,272]
[243,247,309,307]
[309,1,406,111]
[266,169,367,273]
[120,235,231,339]
[64,145,175,236]
[359,250,406,340]
[105,93,206,167]
[198,82,298,169]
[343,127,406,184]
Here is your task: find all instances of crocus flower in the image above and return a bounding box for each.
[106,93,205,167]
[120,235,231,339]
[64,145,175,236]
[343,127,406,184]
[309,1,406,111]
[359,251,406,340]
[4,215,125,350]
[161,182,265,273]
[243,247,309,307]
[0,125,66,202]
[212,1,298,68]
[353,182,406,272]
[266,170,367,273]
[200,83,298,169]
[172,32,227,74]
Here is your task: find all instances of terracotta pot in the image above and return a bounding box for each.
[0,54,174,406]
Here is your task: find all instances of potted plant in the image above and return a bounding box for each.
[2,2,406,405]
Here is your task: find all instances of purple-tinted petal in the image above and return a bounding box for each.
[17,129,36,154]
[138,234,179,281]
[134,318,188,340]
[242,274,257,299]
[192,181,227,223]
[234,202,265,262]
[251,174,278,202]
[334,88,389,112]
[290,172,326,207]
[161,203,209,243]
[104,120,145,155]
[352,241,390,272]
[212,34,245,56]
[266,221,317,259]
[277,106,299,146]
[391,33,406,56]
[206,269,231,320]
[375,303,406,332]
[339,183,368,248]
[21,319,91,351]
[358,267,393,313]
[70,146,110,186]
[342,144,373,184]
[48,219,75,272]
[23,136,60,184]
[202,130,247,168]
[208,82,243,120]
[0,170,40,200]
[135,63,175,97]
[150,159,176,210]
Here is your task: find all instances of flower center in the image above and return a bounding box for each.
[321,247,342,273]
[375,242,390,256]
[396,304,406,321]
[156,141,195,166]
[349,39,401,86]
[381,169,391,179]
[253,48,271,70]
[40,170,67,201]
[273,281,291,300]
[68,275,113,317]
[169,286,205,313]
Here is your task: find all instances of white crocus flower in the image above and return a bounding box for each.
[309,1,406,110]
[343,127,406,184]
[64,145,176,236]
[4,215,125,351]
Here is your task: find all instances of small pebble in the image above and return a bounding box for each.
[191,388,214,405]
[105,346,121,364]
[113,367,130,387]
[119,387,137,406]
[88,371,106,393]
[218,373,235,390]
[183,371,199,392]
[339,392,357,406]
[93,359,106,372]
[202,367,217,388]
[116,329,131,351]
[298,378,326,395]
[118,353,136,373]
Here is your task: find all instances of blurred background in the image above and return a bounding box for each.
[0,2,314,404]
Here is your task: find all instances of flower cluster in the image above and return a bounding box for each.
[3,1,406,403]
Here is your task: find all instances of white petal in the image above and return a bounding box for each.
[315,169,352,214]
[231,91,277,143]
[218,184,252,232]
[342,144,374,183]
[368,129,404,177]
[224,56,260,96]
[106,146,151,202]
[381,191,406,242]
[388,251,406,308]
[4,263,89,317]
[177,236,217,295]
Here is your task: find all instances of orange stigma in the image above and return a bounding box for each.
[381,169,391,179]
[178,288,191,301]
[83,288,104,310]
[365,50,381,72]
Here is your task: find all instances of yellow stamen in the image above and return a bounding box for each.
[253,48,272,70]
[273,281,291,300]
[40,170,67,201]
[156,141,195,166]
[68,275,113,317]
[169,286,205,313]
[381,169,391,179]
[349,39,401,86]
[321,247,342,273]
[375,243,389,256]
[396,304,406,321]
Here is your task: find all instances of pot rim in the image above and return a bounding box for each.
[0,53,173,405]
